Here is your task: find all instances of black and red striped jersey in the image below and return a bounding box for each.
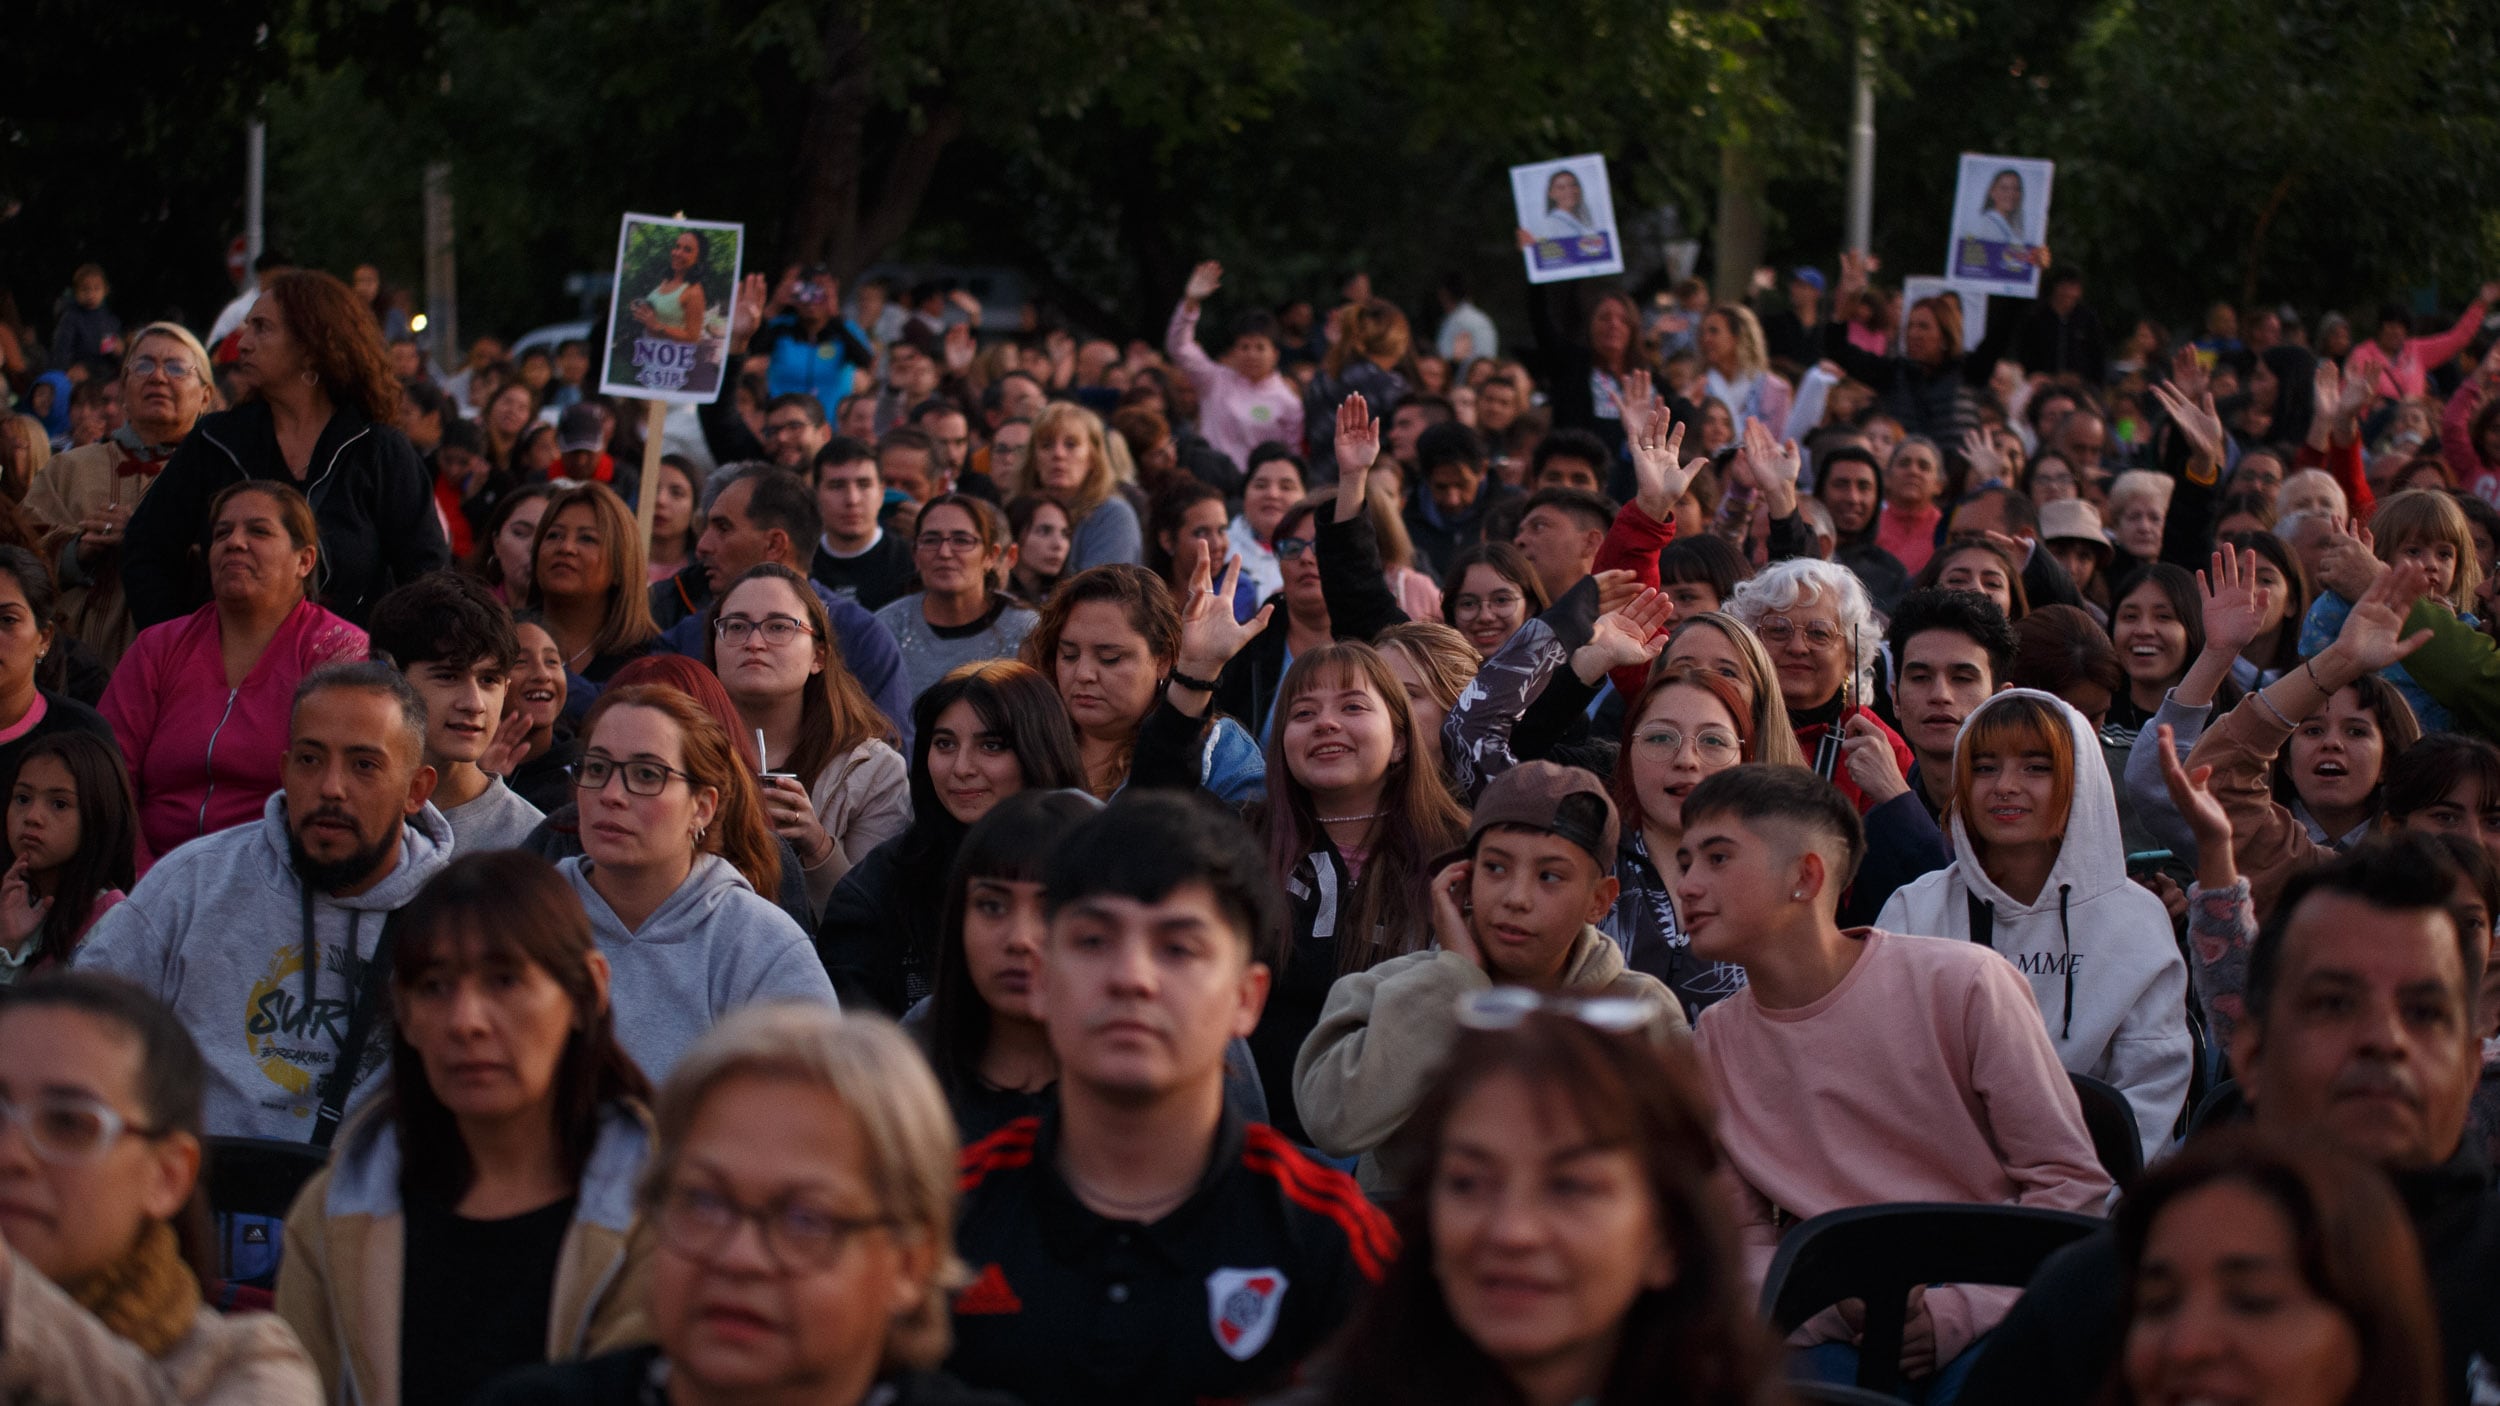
[947,1106,1395,1406]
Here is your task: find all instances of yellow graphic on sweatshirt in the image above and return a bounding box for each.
[242,938,372,1113]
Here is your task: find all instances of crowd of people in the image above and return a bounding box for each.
[0,239,2497,1406]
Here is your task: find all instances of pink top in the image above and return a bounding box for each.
[1694,928,2109,1364]
[1875,502,1942,576]
[0,693,47,747]
[1166,302,1306,471]
[99,599,368,862]
[2346,297,2489,403]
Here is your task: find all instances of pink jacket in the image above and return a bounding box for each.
[100,600,367,862]
[1166,301,1305,470]
[2443,376,2496,502]
[2346,297,2488,403]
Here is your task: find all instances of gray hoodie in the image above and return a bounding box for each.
[77,793,457,1140]
[558,854,836,1081]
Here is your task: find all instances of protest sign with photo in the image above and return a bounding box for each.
[1945,154,2054,296]
[1511,155,1626,284]
[598,212,745,403]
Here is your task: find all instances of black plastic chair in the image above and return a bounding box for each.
[2067,1071,2143,1190]
[203,1136,330,1220]
[1761,1202,2102,1396]
[1788,1383,1912,1405]
[2187,1077,2243,1135]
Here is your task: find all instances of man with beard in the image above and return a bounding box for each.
[78,662,452,1142]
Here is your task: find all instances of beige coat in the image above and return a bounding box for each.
[799,739,911,916]
[0,1243,320,1405]
[1294,925,1687,1195]
[22,439,165,667]
[273,1101,656,1406]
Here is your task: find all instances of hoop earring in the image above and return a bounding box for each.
[301,370,318,387]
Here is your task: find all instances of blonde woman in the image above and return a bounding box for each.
[1374,619,1479,757]
[1026,401,1143,570]
[1699,303,1793,430]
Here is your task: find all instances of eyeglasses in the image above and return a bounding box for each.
[715,615,815,647]
[576,754,696,797]
[1633,726,1742,763]
[0,1090,164,1165]
[917,532,984,555]
[1456,987,1657,1033]
[655,1183,893,1274]
[1754,616,1844,652]
[1453,592,1525,615]
[124,357,199,383]
[1273,536,1314,560]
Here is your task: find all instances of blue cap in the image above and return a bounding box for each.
[1792,267,1827,293]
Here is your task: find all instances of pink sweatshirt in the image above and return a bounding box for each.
[1693,927,2110,1367]
[1166,301,1305,471]
[100,599,367,862]
[1875,502,1941,576]
[2346,298,2489,403]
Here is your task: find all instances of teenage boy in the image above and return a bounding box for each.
[1296,760,1685,1194]
[950,793,1391,1406]
[810,436,915,610]
[1402,421,1521,577]
[1675,766,2108,1394]
[365,572,542,852]
[1885,587,2017,822]
[1510,486,1613,601]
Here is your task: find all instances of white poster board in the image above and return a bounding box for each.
[598,212,745,404]
[1511,154,1626,284]
[1902,277,1991,353]
[1945,154,2053,298]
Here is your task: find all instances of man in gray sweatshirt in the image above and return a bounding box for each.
[78,662,454,1141]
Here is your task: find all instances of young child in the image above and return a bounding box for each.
[2301,488,2480,730]
[0,732,138,979]
[1165,261,1304,474]
[365,572,543,852]
[1677,765,2108,1394]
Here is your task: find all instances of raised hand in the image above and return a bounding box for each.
[0,858,48,955]
[1594,568,1641,619]
[2155,724,2234,866]
[1959,426,2007,489]
[1627,392,1698,522]
[479,706,535,778]
[1834,248,1877,307]
[2198,546,2264,659]
[2313,516,2387,603]
[1333,396,1381,522]
[2327,559,2433,675]
[730,272,770,349]
[1184,261,1224,304]
[2169,343,2209,405]
[1430,859,1483,967]
[2150,379,2225,466]
[1573,588,1674,682]
[1623,369,1657,447]
[2333,360,2375,422]
[1177,551,1273,681]
[1742,417,1801,518]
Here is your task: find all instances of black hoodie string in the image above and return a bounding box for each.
[2058,883,2075,1040]
[300,885,366,1028]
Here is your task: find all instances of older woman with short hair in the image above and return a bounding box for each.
[477,1004,1016,1406]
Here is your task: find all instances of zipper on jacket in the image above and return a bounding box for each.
[196,688,242,837]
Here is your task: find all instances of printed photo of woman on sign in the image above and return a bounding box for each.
[1510,154,1626,285]
[1947,154,2054,295]
[598,212,745,404]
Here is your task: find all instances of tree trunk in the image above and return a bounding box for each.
[782,5,872,275]
[1714,140,1767,304]
[844,102,964,280]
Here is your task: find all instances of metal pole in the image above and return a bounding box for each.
[244,119,266,277]
[1845,17,1876,255]
[423,161,458,375]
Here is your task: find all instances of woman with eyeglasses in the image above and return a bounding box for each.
[1442,541,1547,657]
[276,851,656,1406]
[706,563,908,915]
[559,683,834,1081]
[1724,556,1912,814]
[1313,1010,1781,1406]
[477,1004,1016,1406]
[0,973,321,1401]
[24,322,217,668]
[873,495,1040,704]
[819,661,1084,1015]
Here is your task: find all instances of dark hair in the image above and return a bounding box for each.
[1814,444,1882,495]
[1145,476,1228,584]
[2249,833,2485,1031]
[2212,489,2277,532]
[722,465,824,571]
[1520,485,1615,535]
[2382,731,2500,825]
[0,732,137,973]
[1246,442,1309,481]
[1322,1017,1779,1406]
[2221,529,2310,676]
[210,478,322,601]
[2010,604,2127,704]
[878,427,936,464]
[527,481,660,657]
[2106,1126,2442,1406]
[1020,565,1181,792]
[911,397,968,428]
[1415,420,1488,478]
[1916,538,2032,622]
[401,379,449,421]
[1954,483,2039,538]
[1226,310,1281,353]
[813,434,876,478]
[366,571,519,674]
[1439,541,1550,629]
[0,974,214,1289]
[254,271,403,424]
[1044,791,1281,956]
[388,852,652,1203]
[1657,536,1748,603]
[1888,587,2018,688]
[2110,562,2211,673]
[1530,427,1613,483]
[926,789,1103,1105]
[762,392,826,427]
[294,659,431,763]
[1680,765,1867,891]
[466,482,557,587]
[0,545,60,632]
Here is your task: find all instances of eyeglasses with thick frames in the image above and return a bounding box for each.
[1754,616,1844,652]
[1632,726,1742,763]
[0,1090,167,1165]
[714,615,816,648]
[124,357,200,383]
[576,754,696,797]
[655,1183,894,1274]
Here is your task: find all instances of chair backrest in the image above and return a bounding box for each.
[1788,1384,1920,1406]
[2067,1071,2144,1190]
[2187,1077,2243,1136]
[204,1136,331,1221]
[1762,1202,2103,1394]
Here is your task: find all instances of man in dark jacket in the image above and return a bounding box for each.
[1959,835,2500,1406]
[2012,269,2106,383]
[1401,421,1522,578]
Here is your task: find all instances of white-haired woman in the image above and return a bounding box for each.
[478,1004,1014,1406]
[2104,469,2174,580]
[1724,557,1911,814]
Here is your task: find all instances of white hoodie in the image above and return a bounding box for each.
[1877,689,2191,1159]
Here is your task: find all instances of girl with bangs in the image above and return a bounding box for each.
[2300,488,2481,730]
[1249,641,1468,1143]
[276,851,656,1406]
[1880,690,2194,1161]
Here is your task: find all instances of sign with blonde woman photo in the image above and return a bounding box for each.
[1511,155,1625,284]
[598,212,745,403]
[1945,154,2053,296]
